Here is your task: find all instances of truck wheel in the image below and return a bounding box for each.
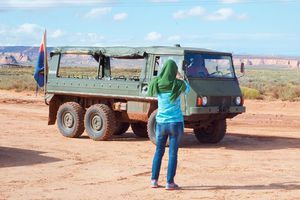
[147,110,169,146]
[147,110,157,144]
[57,102,85,138]
[84,104,116,141]
[194,119,227,143]
[131,122,148,138]
[113,122,130,135]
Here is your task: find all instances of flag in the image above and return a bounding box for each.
[34,31,47,87]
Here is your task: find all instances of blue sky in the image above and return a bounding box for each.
[0,0,299,56]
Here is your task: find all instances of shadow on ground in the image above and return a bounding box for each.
[0,146,62,168]
[180,181,300,191]
[78,132,149,142]
[73,130,300,151]
[180,132,300,150]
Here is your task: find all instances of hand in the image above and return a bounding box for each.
[176,71,184,80]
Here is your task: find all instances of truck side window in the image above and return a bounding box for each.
[153,55,183,77]
[109,58,144,81]
[153,56,160,76]
[58,54,99,79]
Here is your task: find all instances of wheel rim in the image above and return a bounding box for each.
[62,112,74,129]
[90,114,103,132]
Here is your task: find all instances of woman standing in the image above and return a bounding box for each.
[148,59,190,190]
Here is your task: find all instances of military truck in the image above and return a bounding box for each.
[45,46,245,144]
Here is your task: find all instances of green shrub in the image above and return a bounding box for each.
[241,86,261,99]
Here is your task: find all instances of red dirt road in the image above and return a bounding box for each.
[0,90,299,200]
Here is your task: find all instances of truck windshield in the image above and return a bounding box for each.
[185,53,235,78]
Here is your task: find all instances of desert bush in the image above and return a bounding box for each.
[0,67,36,92]
[270,85,300,101]
[241,86,261,99]
[239,67,300,101]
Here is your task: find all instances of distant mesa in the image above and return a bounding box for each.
[233,56,300,69]
[0,46,299,69]
[0,54,18,65]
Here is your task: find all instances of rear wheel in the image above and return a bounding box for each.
[131,122,148,138]
[57,102,85,138]
[194,119,227,143]
[84,104,116,141]
[113,122,130,135]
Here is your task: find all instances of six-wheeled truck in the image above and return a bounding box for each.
[45,46,245,144]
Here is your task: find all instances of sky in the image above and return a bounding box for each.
[0,0,299,56]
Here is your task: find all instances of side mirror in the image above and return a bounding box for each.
[240,62,245,74]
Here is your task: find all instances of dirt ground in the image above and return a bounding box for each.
[0,90,299,200]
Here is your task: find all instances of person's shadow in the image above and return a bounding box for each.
[0,146,62,168]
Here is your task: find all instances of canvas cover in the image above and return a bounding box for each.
[50,46,221,58]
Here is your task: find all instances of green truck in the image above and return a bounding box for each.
[45,46,245,144]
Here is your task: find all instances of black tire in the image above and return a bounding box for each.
[194,119,227,143]
[57,102,85,138]
[147,110,169,146]
[84,104,116,141]
[147,110,157,144]
[131,122,148,138]
[113,122,130,135]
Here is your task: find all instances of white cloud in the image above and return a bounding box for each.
[221,0,242,3]
[0,23,106,46]
[2,0,114,9]
[205,8,234,21]
[173,6,205,19]
[17,23,43,34]
[50,29,64,38]
[237,13,248,20]
[84,7,111,19]
[113,12,128,21]
[145,32,162,41]
[168,35,181,41]
[68,32,104,46]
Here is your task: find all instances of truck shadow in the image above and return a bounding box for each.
[180,181,300,191]
[0,146,62,168]
[110,132,149,142]
[77,132,149,142]
[180,132,300,151]
[78,131,300,150]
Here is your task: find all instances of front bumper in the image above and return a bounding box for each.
[190,106,246,114]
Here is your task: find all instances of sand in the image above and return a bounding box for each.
[0,90,299,200]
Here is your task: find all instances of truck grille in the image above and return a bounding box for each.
[208,96,232,107]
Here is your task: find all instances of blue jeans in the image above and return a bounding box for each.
[151,122,184,184]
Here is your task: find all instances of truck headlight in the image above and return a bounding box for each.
[235,96,242,105]
[197,96,208,106]
[202,96,208,106]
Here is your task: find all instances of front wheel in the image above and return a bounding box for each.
[147,110,169,146]
[194,119,227,143]
[147,110,157,144]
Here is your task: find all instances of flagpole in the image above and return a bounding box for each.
[44,30,47,97]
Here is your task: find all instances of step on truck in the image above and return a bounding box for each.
[45,46,246,144]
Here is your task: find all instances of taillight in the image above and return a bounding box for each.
[197,97,202,106]
[197,96,208,106]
